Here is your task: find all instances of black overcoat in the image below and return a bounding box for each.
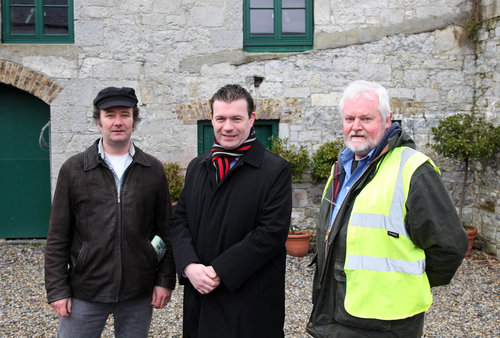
[170,140,292,338]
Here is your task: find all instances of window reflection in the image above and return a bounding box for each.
[44,6,68,34]
[282,0,304,7]
[250,9,274,35]
[250,0,273,8]
[45,0,67,4]
[11,7,36,34]
[282,9,305,35]
[11,0,35,4]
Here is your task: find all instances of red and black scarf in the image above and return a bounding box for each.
[211,127,256,183]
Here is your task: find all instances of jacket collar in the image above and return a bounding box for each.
[83,138,151,171]
[97,138,135,160]
[239,139,265,168]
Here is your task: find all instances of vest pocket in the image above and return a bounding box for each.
[333,262,390,331]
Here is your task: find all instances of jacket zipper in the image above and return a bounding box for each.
[115,162,134,301]
[103,160,134,301]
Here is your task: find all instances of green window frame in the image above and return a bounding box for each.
[197,120,279,156]
[2,0,74,44]
[243,0,313,53]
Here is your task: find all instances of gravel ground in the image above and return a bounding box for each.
[0,242,498,337]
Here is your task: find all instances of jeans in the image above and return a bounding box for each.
[57,296,153,338]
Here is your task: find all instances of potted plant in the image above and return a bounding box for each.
[285,224,312,257]
[463,223,478,258]
[429,113,500,256]
[311,139,344,184]
[163,161,185,208]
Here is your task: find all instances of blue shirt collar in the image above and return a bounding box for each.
[340,146,376,168]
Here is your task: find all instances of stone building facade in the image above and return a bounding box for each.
[0,0,499,255]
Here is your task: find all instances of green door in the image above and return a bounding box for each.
[197,120,279,155]
[0,84,51,238]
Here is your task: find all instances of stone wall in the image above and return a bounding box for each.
[0,0,499,254]
[471,0,500,257]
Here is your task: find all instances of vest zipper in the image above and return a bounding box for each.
[323,158,380,254]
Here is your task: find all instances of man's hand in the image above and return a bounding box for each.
[151,286,172,309]
[184,263,220,294]
[50,298,72,317]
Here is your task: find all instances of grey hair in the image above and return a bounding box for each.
[338,80,391,121]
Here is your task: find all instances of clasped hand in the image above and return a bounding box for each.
[184,263,220,295]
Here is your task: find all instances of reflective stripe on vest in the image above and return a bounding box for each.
[344,147,439,320]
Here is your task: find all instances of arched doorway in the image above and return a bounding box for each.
[0,83,51,238]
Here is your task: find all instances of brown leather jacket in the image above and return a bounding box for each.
[45,140,176,303]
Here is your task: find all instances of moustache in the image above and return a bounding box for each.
[349,131,367,138]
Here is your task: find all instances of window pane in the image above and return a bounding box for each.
[44,0,68,4]
[250,9,274,35]
[44,7,69,34]
[250,0,273,8]
[10,0,35,4]
[282,0,304,7]
[282,9,305,35]
[10,7,36,34]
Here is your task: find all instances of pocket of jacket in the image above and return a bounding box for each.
[143,239,159,271]
[72,242,88,274]
[311,253,320,305]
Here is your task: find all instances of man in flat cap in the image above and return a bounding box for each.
[45,87,176,337]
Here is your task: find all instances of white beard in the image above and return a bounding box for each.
[345,131,380,157]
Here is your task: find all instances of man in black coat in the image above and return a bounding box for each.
[170,84,292,337]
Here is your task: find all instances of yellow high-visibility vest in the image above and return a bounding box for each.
[344,147,439,320]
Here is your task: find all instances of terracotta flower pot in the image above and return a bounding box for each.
[285,231,312,257]
[464,225,477,258]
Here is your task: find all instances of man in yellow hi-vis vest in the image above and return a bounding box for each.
[307,80,468,337]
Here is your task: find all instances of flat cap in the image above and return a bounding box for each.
[93,87,138,109]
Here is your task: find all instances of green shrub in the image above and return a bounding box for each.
[269,136,311,183]
[428,113,500,217]
[429,113,498,161]
[311,139,344,183]
[162,162,185,202]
